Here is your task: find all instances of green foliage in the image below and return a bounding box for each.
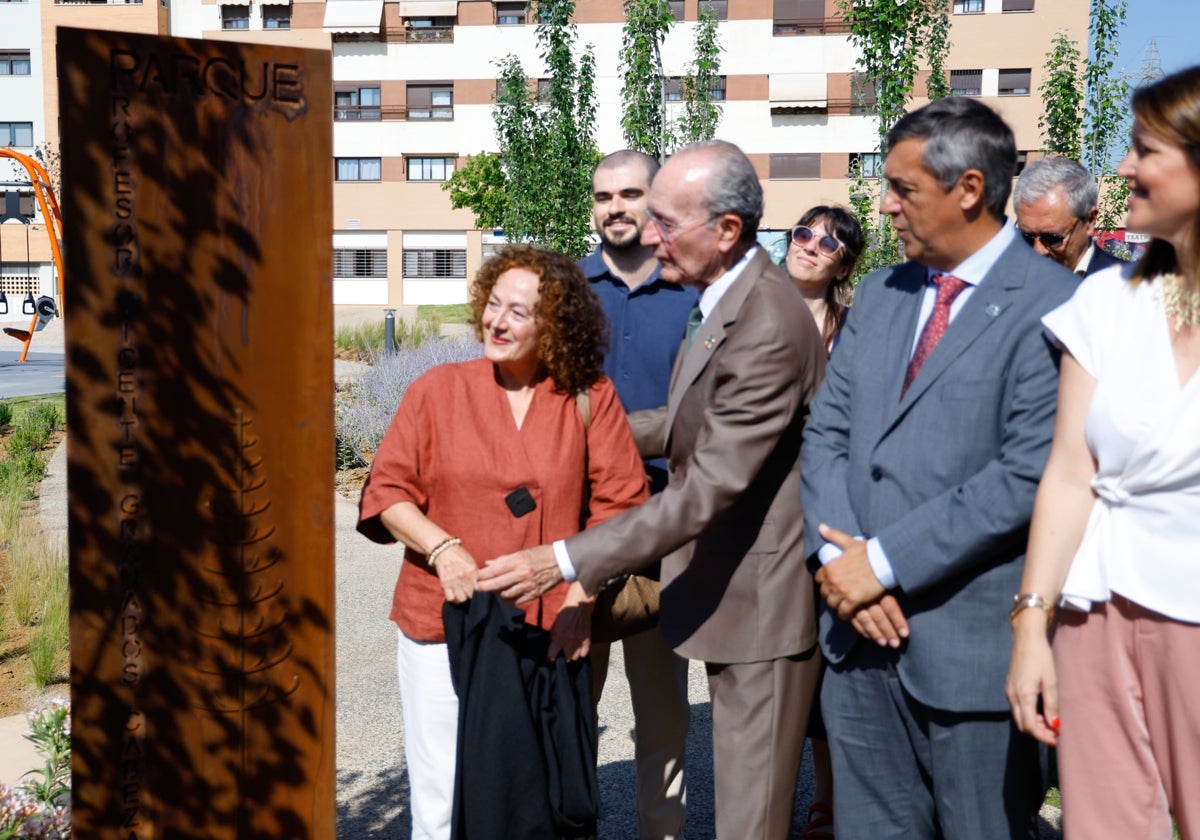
[0,403,13,427]
[417,303,473,324]
[620,0,674,158]
[335,317,442,359]
[1084,0,1131,233]
[28,554,68,688]
[847,159,901,283]
[674,4,724,148]
[1039,30,1085,159]
[442,152,510,229]
[493,0,599,258]
[21,700,71,805]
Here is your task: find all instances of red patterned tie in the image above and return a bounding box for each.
[902,273,968,397]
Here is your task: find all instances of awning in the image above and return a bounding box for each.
[259,0,291,6]
[323,0,384,33]
[218,0,251,6]
[397,1,458,15]
[768,73,827,107]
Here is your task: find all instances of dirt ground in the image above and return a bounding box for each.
[0,428,68,718]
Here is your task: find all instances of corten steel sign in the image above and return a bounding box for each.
[59,27,335,838]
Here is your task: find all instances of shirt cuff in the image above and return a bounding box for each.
[866,537,897,590]
[817,542,844,565]
[552,539,578,583]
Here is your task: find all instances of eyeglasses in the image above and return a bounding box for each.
[790,226,842,257]
[646,211,716,245]
[1019,218,1079,250]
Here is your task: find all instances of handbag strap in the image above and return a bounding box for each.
[575,390,591,430]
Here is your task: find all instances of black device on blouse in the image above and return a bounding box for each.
[505,486,536,518]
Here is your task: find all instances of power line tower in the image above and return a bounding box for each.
[1138,37,1165,85]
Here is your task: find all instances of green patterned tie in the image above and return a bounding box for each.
[685,306,703,350]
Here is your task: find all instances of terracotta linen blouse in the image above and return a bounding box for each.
[358,358,649,642]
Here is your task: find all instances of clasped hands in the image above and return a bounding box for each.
[815,524,909,648]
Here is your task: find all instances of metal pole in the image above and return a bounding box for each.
[383,308,397,356]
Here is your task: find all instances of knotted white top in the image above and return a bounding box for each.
[1042,265,1200,623]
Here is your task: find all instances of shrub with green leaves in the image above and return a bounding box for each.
[0,402,13,427]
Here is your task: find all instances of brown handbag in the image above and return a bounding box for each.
[575,392,661,644]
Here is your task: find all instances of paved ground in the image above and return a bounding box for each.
[0,315,64,399]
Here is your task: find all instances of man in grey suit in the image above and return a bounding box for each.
[1013,155,1126,276]
[480,140,827,839]
[801,97,1079,839]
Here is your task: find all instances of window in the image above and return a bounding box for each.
[0,122,32,147]
[848,152,883,179]
[407,157,455,181]
[334,249,387,278]
[952,0,983,12]
[335,158,382,181]
[1015,151,1030,176]
[407,84,453,120]
[403,249,466,279]
[769,153,820,180]
[949,69,982,96]
[0,51,31,76]
[668,1,683,20]
[221,5,249,29]
[263,5,291,29]
[496,1,525,24]
[1002,0,1034,10]
[664,76,726,102]
[773,0,829,34]
[998,68,1031,96]
[850,73,877,114]
[703,0,728,20]
[335,86,381,120]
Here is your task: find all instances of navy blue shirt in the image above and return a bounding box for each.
[579,247,696,492]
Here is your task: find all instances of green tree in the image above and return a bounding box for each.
[619,0,674,159]
[837,0,951,280]
[442,152,509,229]
[1083,0,1130,234]
[492,0,599,258]
[1039,30,1085,160]
[674,4,723,148]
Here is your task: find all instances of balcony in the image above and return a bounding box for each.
[772,16,851,36]
[334,104,407,121]
[385,24,454,43]
[55,0,143,4]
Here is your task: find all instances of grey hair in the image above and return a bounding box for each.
[885,97,1017,219]
[676,139,763,243]
[596,149,660,183]
[1012,156,1099,219]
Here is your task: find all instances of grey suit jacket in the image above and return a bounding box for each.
[801,238,1079,713]
[567,248,826,663]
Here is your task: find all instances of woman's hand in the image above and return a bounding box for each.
[548,582,595,662]
[1006,610,1060,746]
[435,545,478,604]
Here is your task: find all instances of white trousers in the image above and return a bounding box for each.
[396,629,458,840]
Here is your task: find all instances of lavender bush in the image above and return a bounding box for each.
[335,335,482,468]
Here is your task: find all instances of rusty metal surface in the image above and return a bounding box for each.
[58,27,335,838]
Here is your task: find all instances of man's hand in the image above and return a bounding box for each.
[814,523,887,618]
[476,544,563,605]
[848,595,909,648]
[548,582,595,662]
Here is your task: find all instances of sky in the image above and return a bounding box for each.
[1115,0,1199,80]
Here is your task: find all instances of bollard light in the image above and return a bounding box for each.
[383,308,397,357]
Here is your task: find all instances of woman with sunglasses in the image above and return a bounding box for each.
[1006,65,1200,839]
[784,205,863,840]
[784,206,865,355]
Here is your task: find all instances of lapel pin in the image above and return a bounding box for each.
[704,336,716,349]
[985,304,1001,318]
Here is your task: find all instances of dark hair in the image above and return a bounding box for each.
[469,245,607,394]
[596,149,660,184]
[1129,65,1200,285]
[886,96,1017,219]
[793,205,863,347]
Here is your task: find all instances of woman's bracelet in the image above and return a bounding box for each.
[427,537,462,569]
[1009,592,1055,623]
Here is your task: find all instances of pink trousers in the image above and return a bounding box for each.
[1053,594,1200,840]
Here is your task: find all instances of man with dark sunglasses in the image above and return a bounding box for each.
[1013,156,1126,277]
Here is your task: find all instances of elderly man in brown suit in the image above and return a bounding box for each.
[478,139,826,839]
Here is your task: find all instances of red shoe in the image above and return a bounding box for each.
[802,801,834,840]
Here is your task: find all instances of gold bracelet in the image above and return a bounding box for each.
[1009,592,1055,623]
[427,537,462,569]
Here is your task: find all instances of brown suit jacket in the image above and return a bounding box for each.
[566,247,826,663]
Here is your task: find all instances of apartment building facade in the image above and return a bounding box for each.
[8,0,1089,308]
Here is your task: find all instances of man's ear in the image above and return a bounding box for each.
[1085,206,1099,234]
[714,213,744,253]
[957,169,987,212]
